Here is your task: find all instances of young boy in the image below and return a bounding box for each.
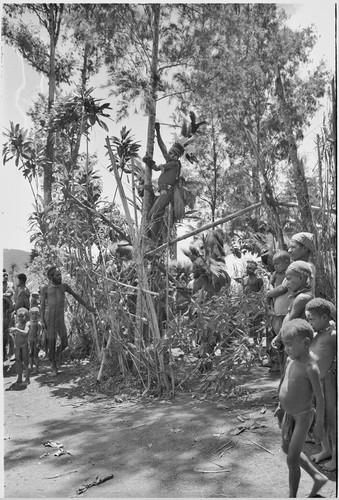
[26,307,43,374]
[9,307,30,385]
[243,260,263,294]
[272,260,314,351]
[14,273,30,311]
[305,298,337,472]
[266,251,291,372]
[279,318,328,498]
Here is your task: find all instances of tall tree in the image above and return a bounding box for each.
[3,4,68,205]
[174,4,329,238]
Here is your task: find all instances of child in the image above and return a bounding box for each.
[272,260,314,351]
[243,260,263,294]
[14,273,30,311]
[30,291,40,310]
[305,298,337,472]
[278,319,327,498]
[266,251,291,372]
[9,307,30,385]
[26,307,43,374]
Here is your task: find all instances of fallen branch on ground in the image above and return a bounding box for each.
[76,474,114,495]
[248,439,274,455]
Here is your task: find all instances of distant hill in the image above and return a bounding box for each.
[3,249,30,273]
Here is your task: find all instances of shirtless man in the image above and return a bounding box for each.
[279,319,327,498]
[40,266,95,375]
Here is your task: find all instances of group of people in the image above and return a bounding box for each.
[259,232,336,497]
[3,265,94,383]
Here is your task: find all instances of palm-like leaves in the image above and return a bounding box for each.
[2,122,45,180]
[108,126,141,172]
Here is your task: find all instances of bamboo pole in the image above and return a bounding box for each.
[105,137,134,228]
[145,202,262,257]
[97,330,113,383]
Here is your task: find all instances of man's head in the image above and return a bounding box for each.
[281,318,314,360]
[305,298,336,333]
[168,142,185,161]
[3,269,8,283]
[17,273,27,285]
[47,266,62,285]
[285,260,312,293]
[272,250,290,273]
[288,232,314,262]
[231,241,241,258]
[246,260,258,275]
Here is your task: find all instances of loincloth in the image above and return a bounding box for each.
[282,408,315,444]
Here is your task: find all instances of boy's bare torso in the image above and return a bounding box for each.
[310,329,336,379]
[279,358,314,415]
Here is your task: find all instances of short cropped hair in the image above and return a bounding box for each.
[17,273,27,283]
[17,307,29,316]
[246,260,257,268]
[286,260,312,278]
[281,318,314,343]
[272,250,290,263]
[29,307,40,314]
[47,266,57,279]
[305,298,336,320]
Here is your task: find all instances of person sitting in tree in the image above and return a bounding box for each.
[40,266,95,376]
[143,112,206,239]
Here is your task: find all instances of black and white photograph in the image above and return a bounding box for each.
[1,2,337,498]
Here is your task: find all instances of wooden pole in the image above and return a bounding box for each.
[145,202,262,257]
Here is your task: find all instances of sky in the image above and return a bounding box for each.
[0,1,336,253]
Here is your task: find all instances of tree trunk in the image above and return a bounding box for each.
[135,4,160,352]
[275,65,315,233]
[44,4,63,206]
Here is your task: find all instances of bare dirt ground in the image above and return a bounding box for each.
[3,358,337,498]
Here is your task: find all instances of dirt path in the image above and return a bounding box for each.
[3,360,337,498]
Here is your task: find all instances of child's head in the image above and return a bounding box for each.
[281,318,314,360]
[246,260,258,275]
[29,307,40,321]
[272,250,290,273]
[285,260,312,292]
[16,307,29,324]
[305,298,336,332]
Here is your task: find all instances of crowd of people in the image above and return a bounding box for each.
[259,232,336,496]
[2,230,336,498]
[2,266,94,381]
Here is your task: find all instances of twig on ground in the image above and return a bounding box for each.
[45,470,78,479]
[76,474,114,495]
[248,439,274,455]
[194,468,230,473]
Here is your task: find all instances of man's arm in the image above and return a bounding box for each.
[283,294,311,323]
[308,364,325,440]
[65,284,95,313]
[40,286,47,329]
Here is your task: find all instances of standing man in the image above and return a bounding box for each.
[40,266,95,375]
